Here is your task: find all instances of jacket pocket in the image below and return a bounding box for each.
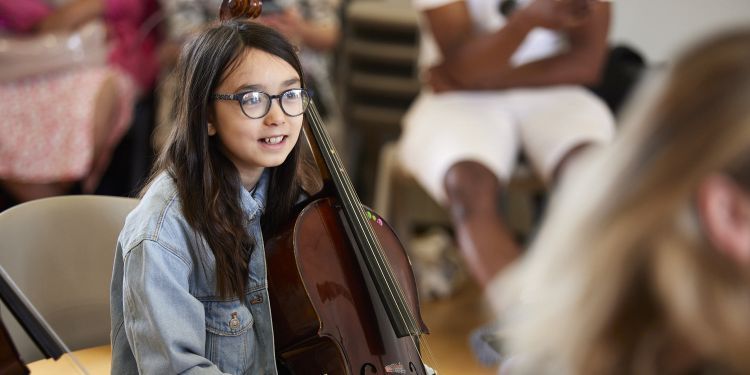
[204,299,255,374]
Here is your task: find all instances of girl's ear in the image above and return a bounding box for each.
[697,173,750,265]
[207,106,217,136]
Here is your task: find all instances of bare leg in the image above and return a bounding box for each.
[0,75,120,203]
[91,74,120,162]
[551,143,592,186]
[444,161,520,289]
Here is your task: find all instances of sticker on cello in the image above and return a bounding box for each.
[385,362,406,374]
[364,210,384,226]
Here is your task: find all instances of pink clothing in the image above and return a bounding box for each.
[0,1,51,32]
[0,0,159,90]
[0,0,159,190]
[0,67,137,191]
[104,0,161,90]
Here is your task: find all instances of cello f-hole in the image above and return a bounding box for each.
[409,361,421,373]
[360,363,377,374]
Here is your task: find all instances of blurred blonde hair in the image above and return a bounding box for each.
[498,29,750,374]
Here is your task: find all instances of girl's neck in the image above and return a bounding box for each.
[239,167,265,192]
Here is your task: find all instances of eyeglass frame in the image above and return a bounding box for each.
[211,88,311,119]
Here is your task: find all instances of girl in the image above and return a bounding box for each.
[110,20,315,374]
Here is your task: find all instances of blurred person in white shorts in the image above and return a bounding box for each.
[398,0,615,289]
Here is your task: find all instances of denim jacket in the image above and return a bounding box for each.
[110,171,278,375]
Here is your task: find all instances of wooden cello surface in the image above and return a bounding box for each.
[266,199,428,375]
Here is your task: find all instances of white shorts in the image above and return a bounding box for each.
[397,86,615,203]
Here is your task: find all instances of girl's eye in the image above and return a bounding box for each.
[242,92,265,105]
[284,90,301,100]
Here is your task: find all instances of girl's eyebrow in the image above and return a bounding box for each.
[233,77,300,93]
[234,83,263,93]
[281,78,301,87]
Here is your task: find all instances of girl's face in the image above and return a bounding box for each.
[211,48,304,187]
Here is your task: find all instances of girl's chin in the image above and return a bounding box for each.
[259,154,292,168]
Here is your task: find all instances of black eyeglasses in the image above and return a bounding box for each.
[212,88,311,119]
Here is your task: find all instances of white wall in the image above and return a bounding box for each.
[610,0,750,64]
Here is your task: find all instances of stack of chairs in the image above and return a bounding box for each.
[337,0,421,205]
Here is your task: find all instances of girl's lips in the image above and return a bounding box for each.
[258,135,288,149]
[261,135,286,145]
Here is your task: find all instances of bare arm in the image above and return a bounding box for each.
[295,19,340,51]
[476,2,611,89]
[425,0,610,91]
[425,1,533,85]
[262,7,341,52]
[36,0,104,33]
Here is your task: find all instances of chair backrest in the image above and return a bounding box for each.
[0,195,138,362]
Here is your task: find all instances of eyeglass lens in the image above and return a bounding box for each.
[240,89,310,118]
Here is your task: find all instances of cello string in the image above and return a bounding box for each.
[306,105,441,371]
[312,126,440,371]
[311,105,450,369]
[308,109,442,373]
[305,107,418,333]
[308,104,423,335]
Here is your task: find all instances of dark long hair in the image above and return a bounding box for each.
[148,21,308,299]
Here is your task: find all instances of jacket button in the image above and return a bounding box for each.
[229,312,240,329]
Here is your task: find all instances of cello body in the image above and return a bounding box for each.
[266,198,429,375]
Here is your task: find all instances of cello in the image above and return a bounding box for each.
[266,107,432,375]
[219,1,435,374]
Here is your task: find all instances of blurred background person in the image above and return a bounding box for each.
[0,0,160,205]
[260,0,342,123]
[152,0,218,150]
[397,0,615,289]
[493,29,750,374]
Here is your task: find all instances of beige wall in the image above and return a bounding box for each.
[610,0,750,63]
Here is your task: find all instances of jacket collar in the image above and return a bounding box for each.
[240,169,270,220]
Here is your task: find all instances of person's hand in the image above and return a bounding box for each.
[260,8,305,44]
[36,0,103,34]
[157,42,182,70]
[427,64,463,93]
[36,8,80,33]
[518,0,593,30]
